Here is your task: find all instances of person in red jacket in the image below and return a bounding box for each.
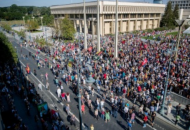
[143,115,148,128]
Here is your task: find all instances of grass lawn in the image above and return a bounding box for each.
[141,32,179,40]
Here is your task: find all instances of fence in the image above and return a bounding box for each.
[170,92,190,106]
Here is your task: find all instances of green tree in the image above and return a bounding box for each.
[2,24,12,32]
[35,37,47,47]
[60,16,76,40]
[160,1,175,27]
[27,20,39,31]
[17,29,26,39]
[173,4,179,20]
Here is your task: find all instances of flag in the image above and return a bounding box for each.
[88,46,93,52]
[121,40,125,44]
[70,45,75,50]
[141,58,148,66]
[62,46,66,52]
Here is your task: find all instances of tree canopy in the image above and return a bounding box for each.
[0,4,51,21]
[160,1,176,27]
[60,16,76,40]
[173,4,179,20]
[27,20,39,31]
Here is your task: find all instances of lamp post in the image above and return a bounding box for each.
[97,0,100,52]
[175,16,190,61]
[32,16,35,21]
[22,16,25,27]
[77,41,83,130]
[159,39,175,115]
[40,17,43,31]
[83,0,87,49]
[114,0,118,58]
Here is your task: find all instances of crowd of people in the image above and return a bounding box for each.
[20,29,190,129]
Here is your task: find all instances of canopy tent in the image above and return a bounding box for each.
[183,27,190,34]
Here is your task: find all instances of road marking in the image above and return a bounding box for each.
[19,60,82,125]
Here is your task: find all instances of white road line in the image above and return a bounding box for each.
[19,60,81,125]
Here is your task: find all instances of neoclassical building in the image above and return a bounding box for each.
[50,1,165,36]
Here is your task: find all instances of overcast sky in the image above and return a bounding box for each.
[0,0,168,7]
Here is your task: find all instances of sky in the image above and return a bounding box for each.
[0,0,168,7]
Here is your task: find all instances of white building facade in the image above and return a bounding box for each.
[170,0,190,20]
[50,1,165,36]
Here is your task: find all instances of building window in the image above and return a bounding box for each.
[104,14,112,19]
[144,14,149,18]
[118,14,121,19]
[130,14,136,18]
[137,14,143,18]
[123,14,129,18]
[156,14,160,17]
[70,14,74,18]
[80,14,83,19]
[150,14,155,17]
[76,14,80,19]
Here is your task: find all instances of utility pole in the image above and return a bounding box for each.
[97,0,100,52]
[77,41,83,130]
[83,0,87,50]
[114,0,118,58]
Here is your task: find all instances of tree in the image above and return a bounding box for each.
[60,16,76,40]
[17,29,26,39]
[27,20,39,31]
[35,37,47,47]
[1,24,12,32]
[160,1,175,27]
[173,4,179,20]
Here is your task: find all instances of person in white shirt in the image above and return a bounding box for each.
[57,88,61,98]
[38,83,42,91]
[124,105,129,113]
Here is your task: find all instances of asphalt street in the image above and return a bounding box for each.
[3,30,181,130]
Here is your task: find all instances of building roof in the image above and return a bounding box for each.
[50,1,165,9]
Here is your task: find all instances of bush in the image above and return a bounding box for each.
[0,32,18,63]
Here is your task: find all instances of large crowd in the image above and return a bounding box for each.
[22,29,190,130]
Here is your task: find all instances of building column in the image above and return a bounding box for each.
[120,14,123,33]
[147,19,150,29]
[153,19,155,29]
[158,19,161,27]
[102,14,105,36]
[100,14,103,36]
[79,20,82,33]
[128,20,130,32]
[135,20,137,31]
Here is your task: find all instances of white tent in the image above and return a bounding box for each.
[183,27,190,34]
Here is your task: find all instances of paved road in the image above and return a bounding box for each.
[4,30,180,130]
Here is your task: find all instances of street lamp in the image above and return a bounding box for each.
[159,38,175,116]
[114,0,118,58]
[77,41,83,130]
[97,0,100,52]
[175,15,190,61]
[83,0,87,50]
[32,16,35,21]
[22,16,25,27]
[40,17,43,31]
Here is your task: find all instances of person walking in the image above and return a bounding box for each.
[57,87,61,98]
[38,83,42,91]
[151,111,156,127]
[90,124,94,130]
[94,109,99,120]
[176,103,181,115]
[81,104,85,114]
[175,114,180,125]
[101,107,105,120]
[66,93,70,102]
[143,114,148,128]
[105,110,110,123]
[127,120,132,130]
[167,103,172,115]
[46,82,49,90]
[65,104,70,115]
